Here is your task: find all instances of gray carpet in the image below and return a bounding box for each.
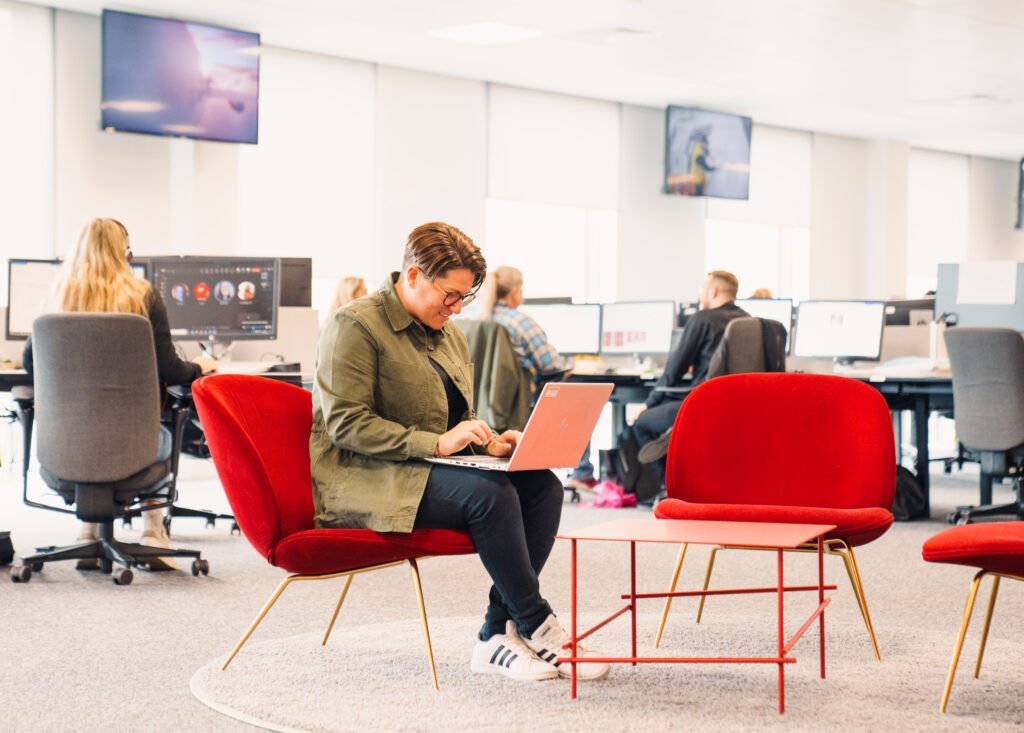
[1,445,1023,731]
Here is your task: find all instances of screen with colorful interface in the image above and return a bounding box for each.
[149,257,278,341]
[6,259,62,340]
[664,105,752,200]
[600,301,676,355]
[793,300,886,361]
[518,303,601,355]
[734,298,794,352]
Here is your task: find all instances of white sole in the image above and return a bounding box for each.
[470,660,557,681]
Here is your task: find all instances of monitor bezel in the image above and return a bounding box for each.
[792,299,887,362]
[599,299,678,357]
[6,258,62,341]
[517,302,602,356]
[147,255,280,342]
[100,9,261,145]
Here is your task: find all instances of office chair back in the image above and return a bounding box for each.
[191,375,314,557]
[706,316,787,380]
[666,372,895,510]
[944,328,1024,452]
[456,319,532,432]
[32,313,161,483]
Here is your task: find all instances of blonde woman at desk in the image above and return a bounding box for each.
[327,276,367,315]
[22,218,217,570]
[312,223,609,682]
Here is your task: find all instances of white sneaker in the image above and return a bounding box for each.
[139,529,178,571]
[470,621,559,681]
[524,614,611,681]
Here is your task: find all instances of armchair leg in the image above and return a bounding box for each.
[322,574,355,646]
[654,543,688,648]
[696,546,720,623]
[941,571,984,712]
[222,576,295,670]
[408,558,439,689]
[828,542,881,661]
[974,575,1000,679]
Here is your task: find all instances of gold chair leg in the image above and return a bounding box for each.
[941,572,984,712]
[695,546,720,623]
[655,543,688,648]
[974,575,1000,679]
[408,558,439,689]
[829,542,881,661]
[222,576,296,670]
[322,574,355,646]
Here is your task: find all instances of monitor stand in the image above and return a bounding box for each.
[198,340,234,361]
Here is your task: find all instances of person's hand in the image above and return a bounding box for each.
[193,356,218,375]
[436,420,492,456]
[487,430,522,457]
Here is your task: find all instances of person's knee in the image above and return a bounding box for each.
[471,474,522,522]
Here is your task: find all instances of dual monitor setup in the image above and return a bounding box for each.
[5,257,313,350]
[520,298,892,363]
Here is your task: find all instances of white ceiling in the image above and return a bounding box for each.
[22,0,1024,160]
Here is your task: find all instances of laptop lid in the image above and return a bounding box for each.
[506,381,614,471]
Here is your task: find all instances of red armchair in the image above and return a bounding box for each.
[191,374,475,688]
[922,522,1024,711]
[653,373,895,659]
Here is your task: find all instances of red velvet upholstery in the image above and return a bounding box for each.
[655,373,896,546]
[922,522,1024,578]
[191,375,474,575]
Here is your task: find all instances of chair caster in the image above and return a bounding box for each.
[113,567,133,585]
[122,518,133,529]
[205,519,216,530]
[191,559,210,576]
[30,561,43,572]
[231,523,240,535]
[11,565,32,583]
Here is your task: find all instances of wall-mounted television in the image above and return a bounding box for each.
[664,105,751,200]
[101,10,260,144]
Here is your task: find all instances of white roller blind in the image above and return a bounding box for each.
[488,85,619,210]
[907,149,968,297]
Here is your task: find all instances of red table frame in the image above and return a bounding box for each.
[555,518,837,713]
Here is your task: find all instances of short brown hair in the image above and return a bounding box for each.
[707,270,738,299]
[403,222,487,289]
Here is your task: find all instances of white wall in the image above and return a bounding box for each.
[968,156,1024,262]
[907,149,969,297]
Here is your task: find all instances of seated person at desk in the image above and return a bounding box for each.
[631,270,748,470]
[23,217,217,570]
[312,222,609,682]
[327,276,368,315]
[481,266,595,492]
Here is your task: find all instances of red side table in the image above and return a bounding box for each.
[556,517,836,713]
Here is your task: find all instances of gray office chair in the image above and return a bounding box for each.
[639,317,787,464]
[944,327,1024,523]
[10,313,206,585]
[456,319,533,433]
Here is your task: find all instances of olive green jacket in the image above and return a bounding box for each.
[310,273,480,532]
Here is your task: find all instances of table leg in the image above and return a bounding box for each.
[571,538,578,700]
[913,396,931,515]
[777,548,785,715]
[611,403,626,446]
[630,541,637,666]
[818,534,826,679]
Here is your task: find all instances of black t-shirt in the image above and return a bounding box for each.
[428,358,467,431]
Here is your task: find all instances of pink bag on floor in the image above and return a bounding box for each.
[579,480,637,508]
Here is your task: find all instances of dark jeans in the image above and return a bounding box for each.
[631,399,684,478]
[414,464,563,640]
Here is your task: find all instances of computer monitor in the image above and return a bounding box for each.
[518,303,601,355]
[677,301,699,328]
[792,300,886,362]
[279,257,312,307]
[149,256,279,344]
[600,301,676,356]
[884,297,935,326]
[130,256,149,281]
[735,298,794,352]
[6,259,62,340]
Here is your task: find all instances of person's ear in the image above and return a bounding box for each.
[405,266,421,287]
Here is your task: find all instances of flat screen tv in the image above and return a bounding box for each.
[101,10,260,144]
[664,105,751,200]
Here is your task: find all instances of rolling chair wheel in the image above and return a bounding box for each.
[30,561,43,572]
[113,567,133,585]
[205,519,216,530]
[230,523,240,535]
[122,518,132,529]
[191,559,209,576]
[11,565,32,583]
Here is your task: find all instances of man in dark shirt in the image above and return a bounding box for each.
[631,270,748,464]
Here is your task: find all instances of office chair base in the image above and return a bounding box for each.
[11,522,204,585]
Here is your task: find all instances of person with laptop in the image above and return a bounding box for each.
[311,222,610,683]
[632,270,748,469]
[22,217,218,570]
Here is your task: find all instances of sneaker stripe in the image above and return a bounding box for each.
[489,644,506,665]
[544,652,559,664]
[505,653,518,667]
[498,649,513,667]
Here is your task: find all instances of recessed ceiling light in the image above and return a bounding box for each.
[428,22,543,45]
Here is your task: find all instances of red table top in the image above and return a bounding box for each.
[556,517,836,549]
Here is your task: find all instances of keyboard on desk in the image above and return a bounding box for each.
[216,361,276,375]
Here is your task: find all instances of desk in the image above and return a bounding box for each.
[556,517,835,713]
[567,373,657,441]
[851,376,953,516]
[0,369,31,392]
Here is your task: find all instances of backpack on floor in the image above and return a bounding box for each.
[608,430,662,503]
[892,466,928,521]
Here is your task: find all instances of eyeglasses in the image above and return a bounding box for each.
[125,246,133,263]
[428,276,477,308]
